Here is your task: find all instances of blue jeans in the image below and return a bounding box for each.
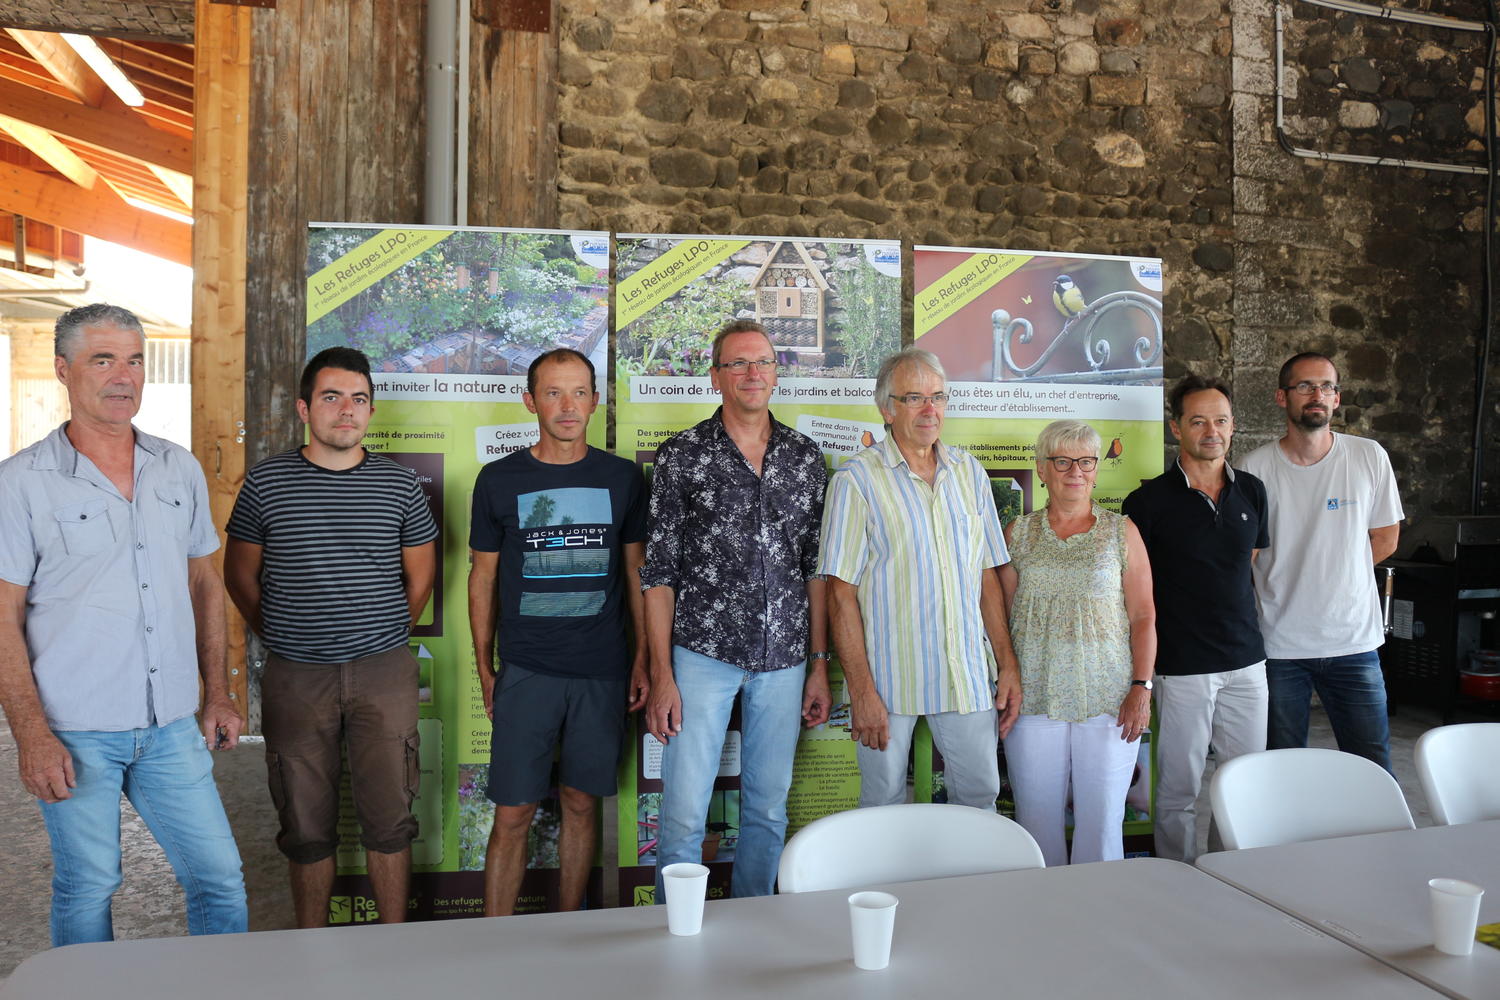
[655,646,804,899]
[1266,650,1392,774]
[39,715,248,945]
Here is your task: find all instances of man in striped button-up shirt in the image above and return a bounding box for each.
[819,347,1022,811]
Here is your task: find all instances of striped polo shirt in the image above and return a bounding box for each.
[226,448,439,663]
[817,435,1008,715]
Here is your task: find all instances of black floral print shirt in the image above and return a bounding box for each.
[640,408,826,673]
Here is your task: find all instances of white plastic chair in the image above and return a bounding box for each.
[777,803,1045,893]
[1208,747,1414,850]
[1415,723,1500,825]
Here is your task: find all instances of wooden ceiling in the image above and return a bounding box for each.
[0,23,193,270]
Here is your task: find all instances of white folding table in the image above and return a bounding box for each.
[3,857,1439,999]
[1198,820,1500,999]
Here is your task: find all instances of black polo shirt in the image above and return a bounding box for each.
[1122,460,1269,676]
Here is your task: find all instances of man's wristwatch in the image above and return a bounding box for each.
[809,651,831,662]
[1130,678,1153,691]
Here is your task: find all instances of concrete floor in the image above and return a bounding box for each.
[0,700,1486,982]
[0,720,291,981]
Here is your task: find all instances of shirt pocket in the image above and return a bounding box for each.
[952,510,983,567]
[155,483,191,539]
[52,498,114,556]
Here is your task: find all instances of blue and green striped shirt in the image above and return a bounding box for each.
[818,435,1007,715]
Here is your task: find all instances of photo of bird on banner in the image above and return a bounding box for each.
[1052,275,1087,323]
[993,267,1162,382]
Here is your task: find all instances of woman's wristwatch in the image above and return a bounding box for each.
[1130,677,1153,691]
[809,651,831,662]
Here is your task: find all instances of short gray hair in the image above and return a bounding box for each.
[874,347,946,422]
[55,303,144,360]
[1035,419,1101,463]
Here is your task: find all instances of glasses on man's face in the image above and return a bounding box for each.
[716,359,777,374]
[1284,381,1340,397]
[1045,456,1099,472]
[889,392,949,409]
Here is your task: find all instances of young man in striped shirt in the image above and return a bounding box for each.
[820,347,1022,810]
[225,347,437,927]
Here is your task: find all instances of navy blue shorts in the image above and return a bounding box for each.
[486,663,628,805]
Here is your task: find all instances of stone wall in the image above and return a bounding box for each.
[1231,0,1495,513]
[0,0,194,40]
[553,0,1496,515]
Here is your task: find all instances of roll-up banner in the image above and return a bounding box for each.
[305,224,611,919]
[911,245,1165,854]
[613,234,901,902]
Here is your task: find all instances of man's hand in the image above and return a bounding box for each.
[17,729,75,802]
[479,667,497,721]
[849,689,889,751]
[646,674,682,744]
[201,693,244,750]
[994,670,1022,738]
[627,654,650,713]
[802,667,831,728]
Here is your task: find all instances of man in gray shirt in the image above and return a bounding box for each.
[0,304,246,945]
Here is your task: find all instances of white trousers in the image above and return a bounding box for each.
[1152,663,1268,863]
[857,709,1001,811]
[1003,713,1138,867]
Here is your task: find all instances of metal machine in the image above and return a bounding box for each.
[1380,515,1500,722]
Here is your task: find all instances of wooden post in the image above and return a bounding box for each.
[192,0,253,713]
[468,0,558,228]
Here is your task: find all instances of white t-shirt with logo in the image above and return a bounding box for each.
[1242,433,1403,659]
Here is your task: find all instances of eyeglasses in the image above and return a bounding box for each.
[1283,381,1340,397]
[888,392,950,409]
[1045,456,1099,472]
[715,359,777,374]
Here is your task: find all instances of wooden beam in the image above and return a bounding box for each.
[0,160,189,264]
[0,114,99,188]
[468,1,558,227]
[103,39,195,87]
[0,50,78,101]
[151,164,194,208]
[193,0,253,718]
[4,29,106,107]
[0,78,191,174]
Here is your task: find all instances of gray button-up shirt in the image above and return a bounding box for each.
[0,424,219,731]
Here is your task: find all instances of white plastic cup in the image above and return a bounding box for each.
[1429,878,1485,956]
[848,891,899,970]
[662,862,711,936]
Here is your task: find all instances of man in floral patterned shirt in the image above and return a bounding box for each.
[642,320,830,899]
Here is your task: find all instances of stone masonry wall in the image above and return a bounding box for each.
[0,0,194,40]
[554,0,1495,514]
[1231,0,1495,513]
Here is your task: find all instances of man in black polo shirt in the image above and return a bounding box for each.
[1122,375,1269,863]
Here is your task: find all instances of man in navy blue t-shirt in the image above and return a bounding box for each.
[468,348,646,915]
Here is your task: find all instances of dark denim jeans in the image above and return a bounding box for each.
[1266,650,1392,775]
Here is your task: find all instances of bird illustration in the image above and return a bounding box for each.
[861,430,876,447]
[1052,274,1086,320]
[1105,437,1124,463]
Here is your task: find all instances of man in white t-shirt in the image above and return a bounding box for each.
[1241,352,1402,773]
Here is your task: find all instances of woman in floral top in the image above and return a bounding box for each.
[998,419,1156,866]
